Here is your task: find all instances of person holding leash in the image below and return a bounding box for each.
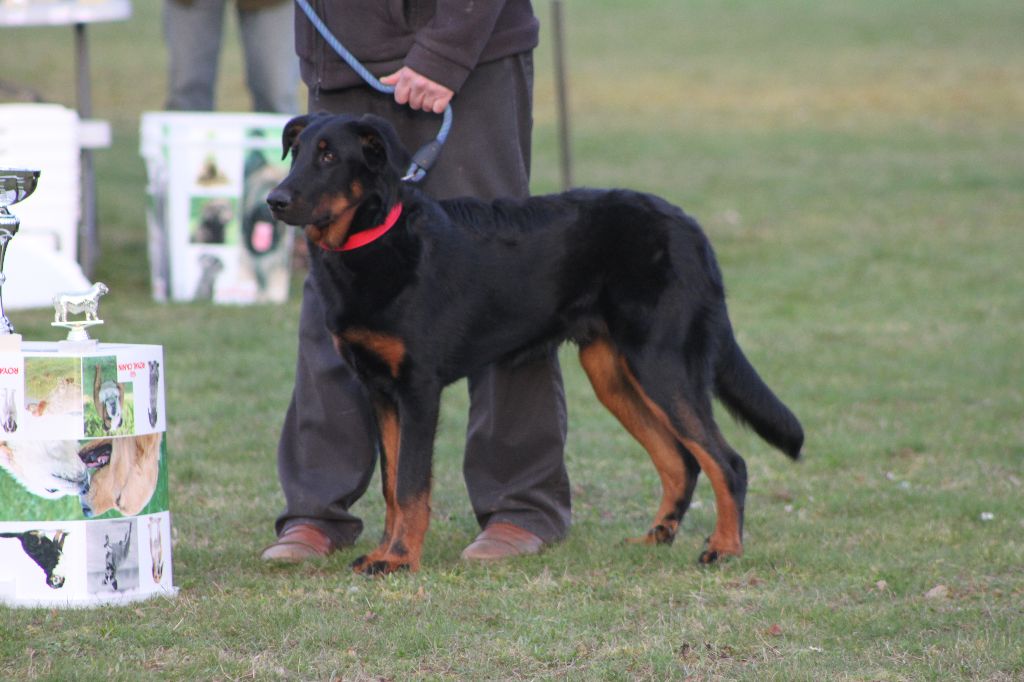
[261,0,572,563]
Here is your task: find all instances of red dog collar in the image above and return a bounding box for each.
[321,202,404,252]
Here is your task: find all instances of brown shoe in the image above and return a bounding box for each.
[260,523,335,562]
[460,522,544,561]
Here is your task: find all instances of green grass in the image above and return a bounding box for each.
[2,0,1023,679]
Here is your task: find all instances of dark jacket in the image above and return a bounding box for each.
[295,0,539,95]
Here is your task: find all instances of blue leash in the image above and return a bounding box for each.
[294,0,453,183]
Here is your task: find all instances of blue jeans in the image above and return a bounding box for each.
[163,0,299,113]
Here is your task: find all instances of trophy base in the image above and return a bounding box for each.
[52,319,103,343]
[0,333,22,353]
[57,338,100,353]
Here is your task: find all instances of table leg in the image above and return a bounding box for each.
[75,22,98,278]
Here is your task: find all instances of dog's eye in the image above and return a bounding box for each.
[320,150,336,164]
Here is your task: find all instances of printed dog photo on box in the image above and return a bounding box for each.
[23,357,82,420]
[238,148,293,302]
[0,527,70,590]
[83,356,134,438]
[86,519,138,594]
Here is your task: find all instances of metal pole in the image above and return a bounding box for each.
[75,22,99,278]
[551,0,573,190]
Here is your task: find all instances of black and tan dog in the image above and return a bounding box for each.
[267,113,804,575]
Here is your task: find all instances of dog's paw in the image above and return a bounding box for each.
[351,554,413,576]
[624,523,677,546]
[698,535,742,565]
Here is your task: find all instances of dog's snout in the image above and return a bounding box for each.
[266,188,291,213]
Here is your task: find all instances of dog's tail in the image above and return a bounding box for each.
[714,328,803,459]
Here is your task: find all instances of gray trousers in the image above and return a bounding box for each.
[163,0,299,114]
[274,54,571,546]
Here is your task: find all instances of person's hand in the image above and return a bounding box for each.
[381,67,454,114]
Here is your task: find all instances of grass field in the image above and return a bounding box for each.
[2,0,1023,679]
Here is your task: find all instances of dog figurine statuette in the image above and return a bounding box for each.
[52,282,109,342]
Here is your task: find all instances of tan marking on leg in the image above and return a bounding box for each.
[616,358,744,560]
[375,404,400,547]
[678,437,743,559]
[353,491,431,575]
[579,339,690,545]
[352,404,431,575]
[388,491,431,571]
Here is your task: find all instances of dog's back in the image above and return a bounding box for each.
[394,188,728,381]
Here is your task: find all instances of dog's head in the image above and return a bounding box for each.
[0,441,89,499]
[80,433,162,518]
[242,154,288,257]
[100,383,123,431]
[267,113,410,250]
[94,365,124,433]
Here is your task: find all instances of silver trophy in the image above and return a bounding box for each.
[0,168,40,336]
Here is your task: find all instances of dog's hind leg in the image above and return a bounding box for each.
[703,423,748,555]
[352,390,439,576]
[616,348,747,564]
[579,338,701,546]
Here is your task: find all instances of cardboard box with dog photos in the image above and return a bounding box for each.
[140,112,296,305]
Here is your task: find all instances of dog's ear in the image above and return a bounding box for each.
[353,114,411,176]
[281,115,312,160]
[352,115,391,173]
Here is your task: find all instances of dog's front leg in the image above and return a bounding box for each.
[352,388,440,576]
